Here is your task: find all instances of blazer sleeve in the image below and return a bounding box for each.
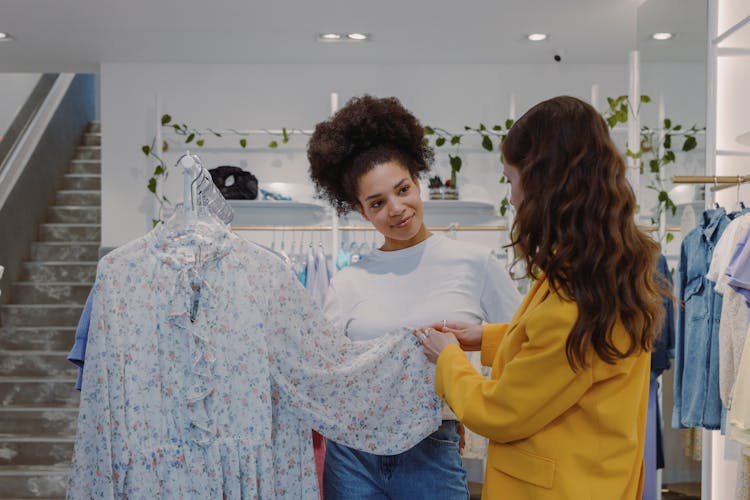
[480,323,510,367]
[435,293,594,444]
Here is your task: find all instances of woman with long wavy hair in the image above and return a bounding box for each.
[416,95,668,499]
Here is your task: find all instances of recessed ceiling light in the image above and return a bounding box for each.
[0,32,14,41]
[319,33,342,41]
[347,33,369,41]
[527,33,548,42]
[652,32,674,41]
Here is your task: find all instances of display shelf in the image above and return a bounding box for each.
[422,200,497,216]
[228,200,328,227]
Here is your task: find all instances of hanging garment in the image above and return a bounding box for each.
[68,221,441,499]
[707,213,750,409]
[644,253,677,500]
[67,288,94,390]
[673,208,734,430]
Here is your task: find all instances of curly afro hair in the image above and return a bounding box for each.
[307,95,434,215]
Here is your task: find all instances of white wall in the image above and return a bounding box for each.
[0,73,41,141]
[100,62,706,248]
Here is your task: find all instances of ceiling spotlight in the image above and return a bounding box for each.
[319,33,342,41]
[0,32,14,41]
[347,33,369,41]
[527,33,548,42]
[652,32,674,41]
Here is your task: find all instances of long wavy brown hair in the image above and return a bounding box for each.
[502,96,666,370]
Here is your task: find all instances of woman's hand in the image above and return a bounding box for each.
[414,327,460,364]
[428,321,484,352]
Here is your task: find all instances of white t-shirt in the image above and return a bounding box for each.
[324,233,521,341]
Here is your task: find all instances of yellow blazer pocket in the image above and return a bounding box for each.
[488,442,556,489]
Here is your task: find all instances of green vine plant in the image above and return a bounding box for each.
[423,119,515,216]
[141,114,297,225]
[602,95,704,244]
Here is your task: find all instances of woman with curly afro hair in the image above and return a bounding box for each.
[308,95,521,499]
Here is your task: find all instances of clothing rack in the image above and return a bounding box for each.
[231,224,509,232]
[672,175,750,191]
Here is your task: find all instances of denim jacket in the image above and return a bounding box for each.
[672,208,732,429]
[652,254,675,376]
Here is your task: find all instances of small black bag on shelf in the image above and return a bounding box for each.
[208,166,258,200]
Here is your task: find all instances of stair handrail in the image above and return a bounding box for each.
[0,74,72,209]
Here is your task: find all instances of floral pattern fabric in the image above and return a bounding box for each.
[68,220,440,499]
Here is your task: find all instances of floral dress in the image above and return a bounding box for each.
[67,220,441,499]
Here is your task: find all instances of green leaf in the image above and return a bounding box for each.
[161,114,172,125]
[505,119,514,129]
[436,137,446,147]
[481,135,493,151]
[683,136,697,151]
[664,134,672,149]
[142,145,151,156]
[147,178,157,194]
[268,140,278,148]
[640,95,651,103]
[665,150,676,163]
[185,133,195,144]
[464,126,471,131]
[479,123,487,131]
[664,118,672,129]
[492,125,502,131]
[451,135,461,145]
[649,159,659,173]
[424,126,435,135]
[240,138,247,148]
[153,165,165,176]
[152,219,161,228]
[499,176,506,183]
[673,125,682,131]
[282,127,289,143]
[658,191,669,203]
[499,198,509,217]
[607,97,614,106]
[607,116,618,129]
[449,155,462,172]
[196,139,204,147]
[172,124,181,131]
[666,232,674,244]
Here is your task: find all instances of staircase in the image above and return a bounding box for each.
[0,123,101,499]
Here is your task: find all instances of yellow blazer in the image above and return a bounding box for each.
[435,275,650,499]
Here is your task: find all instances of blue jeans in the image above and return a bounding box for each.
[323,420,469,500]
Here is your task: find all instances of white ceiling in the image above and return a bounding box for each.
[0,0,706,73]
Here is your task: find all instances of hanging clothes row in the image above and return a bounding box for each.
[672,191,750,499]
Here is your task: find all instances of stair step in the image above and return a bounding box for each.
[68,159,100,175]
[0,328,76,351]
[0,437,74,467]
[46,206,100,224]
[20,262,97,283]
[0,407,78,437]
[73,147,100,161]
[38,224,100,243]
[0,465,69,499]
[81,133,101,147]
[55,191,100,207]
[60,174,100,191]
[0,304,84,328]
[31,242,99,262]
[86,122,100,134]
[10,283,92,305]
[0,351,78,377]
[0,379,79,407]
